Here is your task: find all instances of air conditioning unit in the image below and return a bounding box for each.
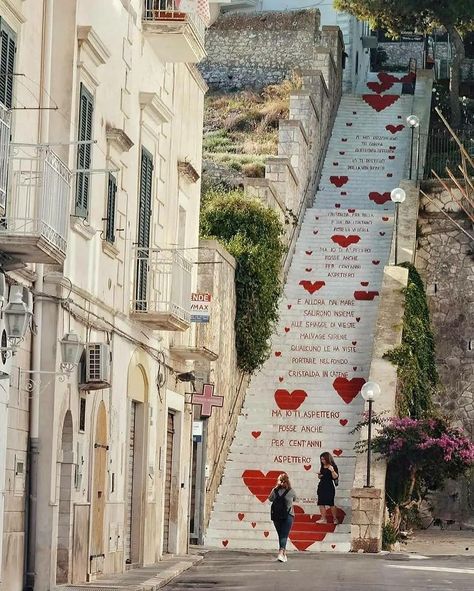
[79,343,111,391]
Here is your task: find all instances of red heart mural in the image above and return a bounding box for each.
[274,389,308,411]
[275,351,282,357]
[299,280,326,295]
[341,138,348,142]
[333,449,343,457]
[339,151,345,155]
[378,72,399,85]
[346,122,353,127]
[264,531,269,538]
[238,512,245,521]
[242,469,281,503]
[369,192,391,205]
[251,431,261,439]
[251,522,256,528]
[289,506,346,551]
[330,175,349,188]
[354,290,380,301]
[333,162,339,166]
[389,155,395,160]
[387,173,393,178]
[348,208,356,213]
[305,250,313,256]
[305,267,312,273]
[304,464,312,471]
[278,376,284,382]
[222,540,229,547]
[367,81,393,93]
[356,317,361,322]
[386,124,405,134]
[341,191,347,196]
[372,260,380,265]
[333,376,366,404]
[360,281,369,287]
[335,203,341,208]
[331,235,361,248]
[287,304,292,309]
[284,327,290,333]
[352,341,357,345]
[382,216,389,221]
[380,231,386,236]
[362,94,400,112]
[339,419,348,426]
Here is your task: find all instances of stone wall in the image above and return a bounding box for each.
[201,10,341,90]
[416,183,474,527]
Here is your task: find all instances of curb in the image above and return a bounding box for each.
[140,555,204,590]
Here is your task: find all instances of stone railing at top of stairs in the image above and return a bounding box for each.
[244,30,343,280]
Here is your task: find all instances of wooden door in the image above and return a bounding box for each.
[163,412,174,552]
[90,401,107,574]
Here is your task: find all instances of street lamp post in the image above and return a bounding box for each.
[407,114,420,180]
[361,381,381,488]
[390,187,406,265]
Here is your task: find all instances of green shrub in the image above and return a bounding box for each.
[200,190,286,373]
[382,522,398,550]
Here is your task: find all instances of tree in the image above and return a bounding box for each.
[335,0,474,127]
[200,189,286,373]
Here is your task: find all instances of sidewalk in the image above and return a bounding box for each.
[57,552,204,591]
[403,529,474,556]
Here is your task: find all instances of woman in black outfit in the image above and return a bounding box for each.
[317,451,339,524]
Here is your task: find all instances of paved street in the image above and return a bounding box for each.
[163,551,474,590]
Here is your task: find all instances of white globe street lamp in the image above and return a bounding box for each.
[390,188,407,265]
[407,114,421,180]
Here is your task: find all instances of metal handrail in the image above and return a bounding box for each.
[142,0,206,41]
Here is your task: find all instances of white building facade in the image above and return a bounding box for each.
[0,1,208,589]
[210,0,371,92]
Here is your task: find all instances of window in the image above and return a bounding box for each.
[105,173,117,243]
[0,19,16,108]
[135,148,153,310]
[79,397,86,432]
[75,83,94,217]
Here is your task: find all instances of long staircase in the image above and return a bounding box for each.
[205,73,414,552]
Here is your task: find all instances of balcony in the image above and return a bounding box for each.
[0,145,71,265]
[131,248,192,331]
[142,0,207,63]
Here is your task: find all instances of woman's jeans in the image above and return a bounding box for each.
[272,515,294,550]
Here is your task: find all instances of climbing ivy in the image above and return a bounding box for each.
[200,189,286,374]
[384,263,439,418]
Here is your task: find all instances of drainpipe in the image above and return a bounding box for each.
[24,0,52,588]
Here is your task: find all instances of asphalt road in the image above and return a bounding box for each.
[163,551,474,591]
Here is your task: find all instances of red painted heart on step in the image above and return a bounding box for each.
[305,250,313,255]
[386,124,405,134]
[354,290,379,301]
[222,540,229,547]
[335,203,341,208]
[331,234,361,248]
[378,72,400,85]
[284,327,290,333]
[242,470,282,503]
[275,351,282,357]
[304,464,312,471]
[362,94,400,112]
[313,230,318,235]
[397,116,402,120]
[287,304,292,309]
[305,268,312,273]
[251,522,256,528]
[331,544,336,549]
[382,216,389,221]
[356,317,361,322]
[387,173,393,177]
[380,231,386,236]
[274,389,308,411]
[333,376,366,404]
[333,162,339,166]
[339,151,345,155]
[348,208,356,213]
[353,111,357,115]
[341,138,348,142]
[367,81,393,93]
[299,280,326,295]
[264,531,269,538]
[369,192,391,205]
[346,122,353,127]
[372,260,380,265]
[333,449,343,457]
[389,155,395,160]
[330,175,349,188]
[341,191,347,196]
[339,419,348,426]
[352,341,357,345]
[238,513,245,521]
[279,376,284,382]
[360,281,369,286]
[251,432,261,440]
[289,506,346,551]
[390,146,396,150]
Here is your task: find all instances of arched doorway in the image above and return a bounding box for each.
[56,411,74,584]
[90,401,107,575]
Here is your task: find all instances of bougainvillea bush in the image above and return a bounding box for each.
[354,415,474,531]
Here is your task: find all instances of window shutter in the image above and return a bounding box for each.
[106,173,117,243]
[135,148,153,310]
[0,20,16,109]
[75,83,94,217]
